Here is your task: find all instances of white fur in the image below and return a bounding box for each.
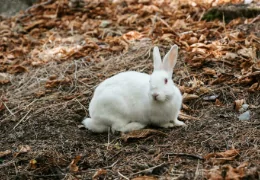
[82,45,186,133]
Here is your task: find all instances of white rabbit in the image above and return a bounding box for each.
[82,45,186,133]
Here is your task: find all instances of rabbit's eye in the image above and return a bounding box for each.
[164,78,168,84]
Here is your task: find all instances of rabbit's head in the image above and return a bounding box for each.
[149,45,179,102]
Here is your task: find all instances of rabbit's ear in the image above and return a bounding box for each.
[162,45,178,77]
[153,46,162,71]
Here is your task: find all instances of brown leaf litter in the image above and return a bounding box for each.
[206,162,259,180]
[0,0,259,179]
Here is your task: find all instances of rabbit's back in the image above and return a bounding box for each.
[89,71,151,125]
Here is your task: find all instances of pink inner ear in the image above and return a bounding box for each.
[169,49,177,68]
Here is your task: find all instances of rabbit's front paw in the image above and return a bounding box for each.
[174,119,186,126]
[160,122,174,128]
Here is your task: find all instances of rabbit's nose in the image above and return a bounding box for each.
[152,93,159,100]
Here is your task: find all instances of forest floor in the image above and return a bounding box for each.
[0,0,259,179]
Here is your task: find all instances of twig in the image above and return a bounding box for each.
[13,109,32,130]
[107,149,123,161]
[194,160,201,180]
[1,100,14,116]
[118,171,129,180]
[148,13,157,36]
[102,159,119,169]
[166,153,204,160]
[74,98,88,112]
[0,99,37,125]
[131,162,165,176]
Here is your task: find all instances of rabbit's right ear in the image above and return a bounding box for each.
[153,46,162,71]
[162,45,178,78]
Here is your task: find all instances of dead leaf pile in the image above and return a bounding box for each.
[0,0,258,93]
[206,162,259,180]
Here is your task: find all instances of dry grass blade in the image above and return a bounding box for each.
[13,109,32,130]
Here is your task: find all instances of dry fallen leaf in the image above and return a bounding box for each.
[206,166,223,180]
[179,112,199,121]
[182,93,199,102]
[121,129,167,142]
[0,150,12,158]
[8,65,28,74]
[179,86,194,94]
[34,91,46,97]
[29,159,37,169]
[203,67,217,76]
[14,145,31,157]
[192,47,207,55]
[69,155,81,172]
[132,176,158,180]
[93,169,107,179]
[237,48,254,58]
[223,52,238,60]
[182,103,191,111]
[197,87,211,94]
[18,145,31,153]
[204,149,239,164]
[215,99,223,106]
[141,5,162,13]
[7,54,15,59]
[0,102,5,112]
[234,99,245,112]
[122,31,144,41]
[45,77,71,88]
[248,82,260,92]
[206,162,249,180]
[62,95,77,100]
[24,19,45,31]
[210,74,234,85]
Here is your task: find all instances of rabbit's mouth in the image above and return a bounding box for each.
[152,94,168,102]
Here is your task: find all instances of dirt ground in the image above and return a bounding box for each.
[0,0,260,179]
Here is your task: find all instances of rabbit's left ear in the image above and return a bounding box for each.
[162,45,178,77]
[153,46,162,71]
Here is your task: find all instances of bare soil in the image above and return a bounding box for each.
[1,47,260,179]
